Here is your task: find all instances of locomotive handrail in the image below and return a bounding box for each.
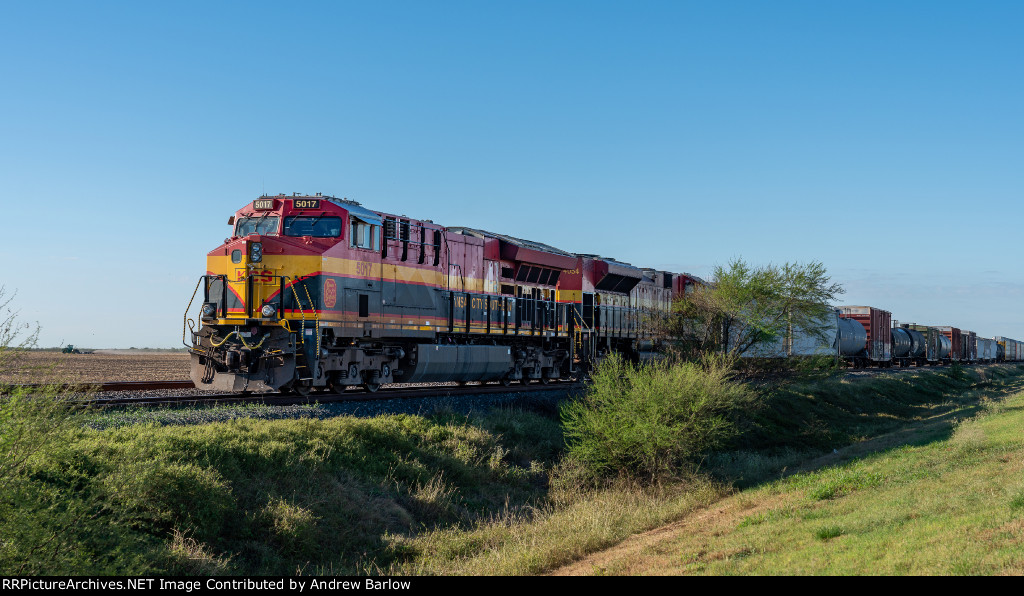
[183,274,227,350]
[183,276,205,349]
[300,281,321,356]
[287,279,309,343]
[245,273,253,318]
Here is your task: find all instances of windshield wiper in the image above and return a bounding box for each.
[305,214,325,236]
[255,212,271,235]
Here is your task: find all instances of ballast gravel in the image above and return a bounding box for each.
[86,386,575,429]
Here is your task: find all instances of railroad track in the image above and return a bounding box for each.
[0,380,196,394]
[1,379,580,408]
[6,361,1010,407]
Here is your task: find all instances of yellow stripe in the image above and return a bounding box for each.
[208,253,487,291]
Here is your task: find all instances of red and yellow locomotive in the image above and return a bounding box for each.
[186,194,700,393]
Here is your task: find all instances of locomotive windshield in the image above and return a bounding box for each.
[235,216,279,236]
[283,216,342,238]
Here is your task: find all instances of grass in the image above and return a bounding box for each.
[383,365,1024,575]
[814,525,844,541]
[381,475,726,575]
[1,405,566,575]
[556,372,1024,575]
[5,363,1024,575]
[708,364,1024,488]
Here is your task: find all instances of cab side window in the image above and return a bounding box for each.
[350,219,378,250]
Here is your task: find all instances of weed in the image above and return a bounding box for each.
[737,513,766,528]
[561,353,757,482]
[1009,491,1024,512]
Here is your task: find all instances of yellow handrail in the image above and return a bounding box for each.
[182,276,204,348]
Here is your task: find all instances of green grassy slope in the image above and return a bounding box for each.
[563,373,1024,575]
[4,365,1023,575]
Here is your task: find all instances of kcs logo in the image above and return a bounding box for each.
[324,279,338,309]
[235,269,275,283]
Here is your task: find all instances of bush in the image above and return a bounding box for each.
[0,288,156,574]
[560,353,758,482]
[0,388,159,575]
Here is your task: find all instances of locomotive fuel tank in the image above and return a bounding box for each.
[397,344,514,383]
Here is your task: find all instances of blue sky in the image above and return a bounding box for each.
[1,1,1022,348]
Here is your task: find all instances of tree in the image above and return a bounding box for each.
[0,288,134,574]
[670,258,844,358]
[0,286,39,375]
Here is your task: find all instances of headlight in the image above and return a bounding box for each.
[201,303,217,317]
[250,242,263,262]
[261,304,277,318]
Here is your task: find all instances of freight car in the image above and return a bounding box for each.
[838,306,892,367]
[895,323,949,366]
[978,337,998,363]
[996,337,1024,362]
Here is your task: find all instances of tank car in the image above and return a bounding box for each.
[896,323,948,365]
[738,310,865,360]
[837,306,892,367]
[933,326,963,364]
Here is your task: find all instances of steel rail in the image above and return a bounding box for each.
[0,380,195,395]
[0,379,578,407]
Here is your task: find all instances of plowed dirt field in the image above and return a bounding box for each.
[0,351,191,384]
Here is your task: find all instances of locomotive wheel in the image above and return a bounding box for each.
[540,377,551,385]
[500,376,513,387]
[361,369,381,393]
[281,382,311,396]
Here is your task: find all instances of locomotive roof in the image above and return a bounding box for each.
[577,254,640,269]
[325,198,383,226]
[447,227,575,257]
[251,194,384,226]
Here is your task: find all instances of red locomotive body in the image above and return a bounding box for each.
[189,196,686,393]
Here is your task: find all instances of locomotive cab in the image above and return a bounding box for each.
[189,194,378,393]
